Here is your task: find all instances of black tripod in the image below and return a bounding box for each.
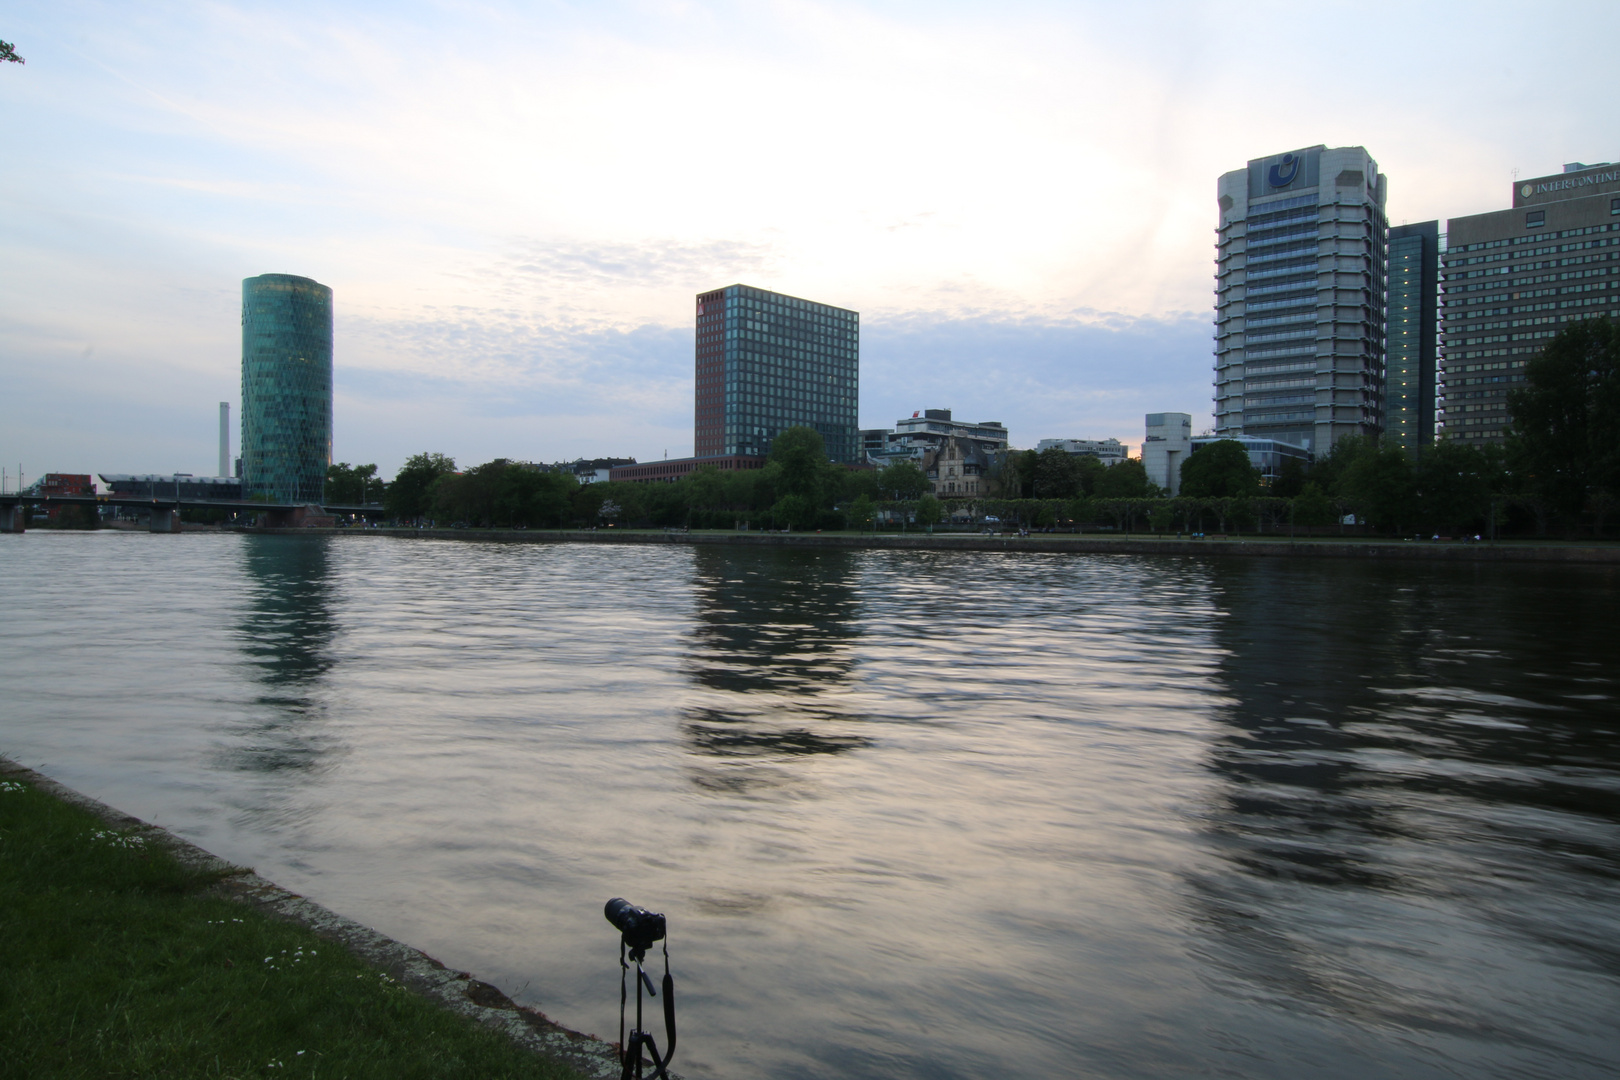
[605,898,677,1080]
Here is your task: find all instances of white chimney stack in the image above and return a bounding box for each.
[219,402,230,478]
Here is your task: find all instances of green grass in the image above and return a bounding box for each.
[0,778,584,1080]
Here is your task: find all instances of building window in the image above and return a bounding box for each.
[1525,210,1545,228]
[1612,197,1620,216]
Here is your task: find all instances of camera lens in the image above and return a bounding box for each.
[605,897,666,948]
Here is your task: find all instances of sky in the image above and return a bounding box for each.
[3,0,1619,483]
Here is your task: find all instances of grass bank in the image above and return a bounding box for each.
[0,773,588,1080]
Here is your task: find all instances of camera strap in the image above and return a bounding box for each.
[618,939,628,1068]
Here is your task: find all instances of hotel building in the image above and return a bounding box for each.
[1215,146,1389,455]
[1439,161,1620,444]
[694,284,860,464]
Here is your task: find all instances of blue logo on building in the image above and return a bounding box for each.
[1267,153,1301,188]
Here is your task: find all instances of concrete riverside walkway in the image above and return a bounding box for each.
[0,756,629,1080]
[253,527,1620,565]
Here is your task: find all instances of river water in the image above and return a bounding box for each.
[3,532,1618,1078]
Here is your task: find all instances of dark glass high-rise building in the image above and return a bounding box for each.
[241,274,333,503]
[1386,221,1439,455]
[695,284,859,463]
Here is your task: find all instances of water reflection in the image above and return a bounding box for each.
[218,535,343,777]
[1189,560,1620,1070]
[6,536,1620,1079]
[680,547,871,791]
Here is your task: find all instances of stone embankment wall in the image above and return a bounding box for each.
[254,528,1620,565]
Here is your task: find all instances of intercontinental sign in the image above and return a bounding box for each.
[1514,165,1620,207]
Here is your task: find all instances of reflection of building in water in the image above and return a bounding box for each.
[680,547,870,791]
[1198,560,1405,887]
[222,535,343,776]
[1190,558,1620,1035]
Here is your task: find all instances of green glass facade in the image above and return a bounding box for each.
[695,284,859,464]
[1386,222,1439,455]
[241,274,333,504]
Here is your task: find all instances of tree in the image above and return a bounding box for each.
[769,426,829,501]
[687,465,724,526]
[573,481,610,525]
[1180,440,1260,498]
[431,460,577,527]
[1270,455,1308,499]
[772,493,817,531]
[838,467,881,504]
[1309,434,1371,500]
[1341,442,1416,532]
[1507,317,1620,524]
[1293,482,1336,527]
[385,452,456,521]
[1074,455,1108,497]
[1414,440,1495,534]
[1094,458,1155,499]
[1012,449,1038,498]
[877,460,929,501]
[1033,447,1081,499]
[848,494,876,532]
[325,462,380,504]
[915,493,943,530]
[1,40,24,64]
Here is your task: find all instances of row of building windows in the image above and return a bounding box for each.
[1448,220,1620,254]
[1246,226,1319,249]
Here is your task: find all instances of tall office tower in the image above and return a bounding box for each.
[1215,146,1389,455]
[1386,222,1440,455]
[695,284,860,464]
[241,274,333,503]
[1439,162,1620,445]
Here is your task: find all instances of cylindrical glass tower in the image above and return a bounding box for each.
[241,274,333,504]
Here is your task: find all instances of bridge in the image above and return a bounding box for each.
[0,492,386,533]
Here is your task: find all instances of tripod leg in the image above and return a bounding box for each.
[620,1031,644,1080]
[636,1033,669,1080]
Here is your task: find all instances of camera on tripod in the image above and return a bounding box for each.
[605,897,666,958]
[604,897,677,1080]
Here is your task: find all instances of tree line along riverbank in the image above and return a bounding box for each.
[0,760,618,1080]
